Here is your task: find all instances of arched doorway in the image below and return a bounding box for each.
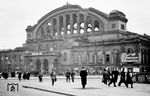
[54,58,59,73]
[43,59,49,74]
[36,59,41,72]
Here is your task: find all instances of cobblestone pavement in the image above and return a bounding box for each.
[0,76,150,96]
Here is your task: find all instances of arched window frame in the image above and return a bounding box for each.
[105,50,111,63]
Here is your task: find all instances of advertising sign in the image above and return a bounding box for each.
[121,53,139,63]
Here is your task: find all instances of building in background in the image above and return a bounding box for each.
[0,47,26,73]
[1,4,150,75]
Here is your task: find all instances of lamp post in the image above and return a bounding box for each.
[6,57,10,72]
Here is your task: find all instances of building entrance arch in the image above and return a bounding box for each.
[44,59,49,74]
[36,59,41,72]
[54,58,59,72]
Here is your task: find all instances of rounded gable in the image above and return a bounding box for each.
[31,4,109,40]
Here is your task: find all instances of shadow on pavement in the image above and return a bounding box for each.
[73,87,102,90]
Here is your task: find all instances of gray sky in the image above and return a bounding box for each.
[0,0,150,49]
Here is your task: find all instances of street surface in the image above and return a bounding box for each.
[0,76,150,96]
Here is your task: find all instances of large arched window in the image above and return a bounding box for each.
[59,16,64,35]
[73,14,77,34]
[40,26,45,37]
[105,50,111,63]
[94,20,99,32]
[46,21,52,36]
[43,59,49,73]
[79,14,84,34]
[66,14,71,34]
[36,59,41,72]
[89,51,94,63]
[86,16,92,33]
[53,18,57,36]
[97,50,103,62]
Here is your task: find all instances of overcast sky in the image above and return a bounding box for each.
[0,0,150,49]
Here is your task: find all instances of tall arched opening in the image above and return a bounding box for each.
[44,59,49,74]
[36,59,41,72]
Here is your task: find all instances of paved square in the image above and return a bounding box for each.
[0,76,150,96]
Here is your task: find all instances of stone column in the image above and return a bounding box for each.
[111,51,114,64]
[77,13,80,35]
[41,63,44,73]
[102,50,105,64]
[57,17,60,36]
[91,19,94,33]
[84,15,87,34]
[63,15,67,35]
[70,14,73,35]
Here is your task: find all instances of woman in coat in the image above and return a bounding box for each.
[80,67,88,89]
[50,69,57,86]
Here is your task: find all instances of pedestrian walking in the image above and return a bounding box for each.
[102,69,109,85]
[65,70,71,82]
[118,68,126,86]
[80,67,88,89]
[18,71,22,81]
[23,72,27,80]
[50,69,57,86]
[38,72,43,82]
[108,68,119,87]
[107,68,111,83]
[11,71,15,77]
[125,70,133,88]
[71,70,75,82]
[26,72,30,80]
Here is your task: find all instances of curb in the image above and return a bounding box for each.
[22,85,77,96]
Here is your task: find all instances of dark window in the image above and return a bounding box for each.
[121,24,125,30]
[106,54,110,62]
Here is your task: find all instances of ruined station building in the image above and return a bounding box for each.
[24,4,150,74]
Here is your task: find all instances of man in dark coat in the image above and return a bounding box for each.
[38,72,43,82]
[118,68,126,86]
[18,71,22,81]
[80,67,88,89]
[125,70,133,88]
[23,72,27,80]
[65,70,71,82]
[26,72,30,80]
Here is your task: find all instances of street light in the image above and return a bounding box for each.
[5,57,10,72]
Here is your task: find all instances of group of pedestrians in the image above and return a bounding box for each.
[102,67,133,88]
[37,68,86,88]
[38,69,57,86]
[0,72,9,79]
[65,70,75,82]
[1,67,133,89]
[18,71,31,81]
[0,71,31,81]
